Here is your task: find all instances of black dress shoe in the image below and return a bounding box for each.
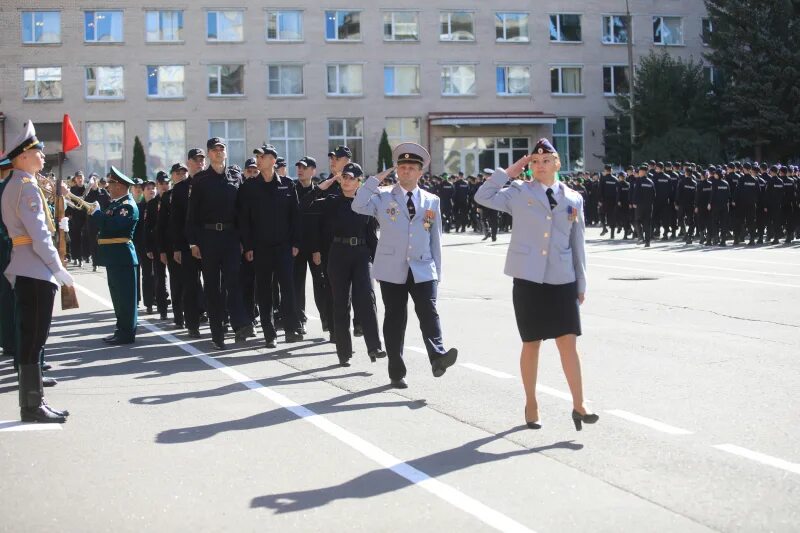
[353,325,363,337]
[42,376,58,387]
[431,348,458,377]
[43,402,69,417]
[234,324,254,342]
[212,338,225,350]
[106,338,135,345]
[390,378,408,389]
[285,331,304,343]
[172,322,185,330]
[21,406,66,423]
[571,409,600,431]
[160,312,169,320]
[146,306,153,314]
[187,329,201,339]
[299,323,308,335]
[41,363,52,371]
[339,360,351,367]
[102,333,119,342]
[368,349,387,362]
[264,339,277,349]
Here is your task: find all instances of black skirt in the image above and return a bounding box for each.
[512,278,582,342]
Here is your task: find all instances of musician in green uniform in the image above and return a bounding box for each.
[90,166,139,345]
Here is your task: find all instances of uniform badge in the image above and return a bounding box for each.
[567,205,578,223]
[423,209,435,231]
[386,201,399,222]
[28,198,38,212]
[119,207,129,217]
[105,210,113,216]
[527,199,533,206]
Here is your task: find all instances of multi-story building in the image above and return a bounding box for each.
[0,1,710,177]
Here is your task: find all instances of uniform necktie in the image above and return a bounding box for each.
[406,191,416,218]
[546,187,557,210]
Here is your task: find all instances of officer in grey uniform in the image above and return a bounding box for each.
[352,142,458,389]
[1,121,73,423]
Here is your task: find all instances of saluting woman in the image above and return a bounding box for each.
[474,138,599,431]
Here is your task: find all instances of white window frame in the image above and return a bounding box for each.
[552,117,584,172]
[601,14,630,45]
[550,66,583,96]
[495,12,529,43]
[653,16,684,46]
[384,65,421,96]
[326,64,363,96]
[267,119,306,167]
[325,10,362,42]
[496,65,530,96]
[145,10,184,43]
[86,121,125,177]
[702,18,713,46]
[265,10,303,42]
[23,66,62,100]
[327,118,364,163]
[148,120,186,173]
[85,66,124,100]
[84,10,123,43]
[383,11,420,42]
[385,117,421,148]
[147,65,185,99]
[207,65,244,97]
[441,64,477,96]
[549,13,582,43]
[206,10,244,42]
[602,65,629,96]
[267,64,304,97]
[21,11,61,44]
[208,119,246,166]
[439,11,476,42]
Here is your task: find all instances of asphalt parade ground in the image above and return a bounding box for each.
[1,228,798,532]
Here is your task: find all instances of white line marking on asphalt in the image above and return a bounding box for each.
[591,262,800,289]
[713,444,800,475]
[605,410,693,435]
[460,363,515,379]
[0,420,63,432]
[74,283,536,533]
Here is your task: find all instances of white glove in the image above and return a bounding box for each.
[54,269,75,287]
[58,217,70,232]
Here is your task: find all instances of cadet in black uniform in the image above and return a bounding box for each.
[764,165,785,244]
[675,169,697,244]
[453,173,470,232]
[598,165,617,237]
[239,157,260,327]
[651,163,673,241]
[733,163,759,245]
[135,178,156,313]
[145,172,170,319]
[709,168,731,246]
[614,171,632,239]
[695,170,713,245]
[67,171,89,266]
[302,163,386,366]
[438,175,454,232]
[187,138,253,349]
[237,144,303,348]
[782,166,796,244]
[157,163,185,328]
[631,165,655,247]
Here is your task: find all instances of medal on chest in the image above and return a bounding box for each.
[386,201,399,222]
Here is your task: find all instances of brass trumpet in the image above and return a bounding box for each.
[64,191,99,213]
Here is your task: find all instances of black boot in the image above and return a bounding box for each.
[18,364,66,423]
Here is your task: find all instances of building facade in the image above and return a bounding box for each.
[0,1,710,177]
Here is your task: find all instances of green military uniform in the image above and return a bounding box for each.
[92,166,139,343]
[0,161,17,362]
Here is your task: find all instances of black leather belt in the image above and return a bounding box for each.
[204,223,234,231]
[333,236,366,246]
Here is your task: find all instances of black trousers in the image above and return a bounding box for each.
[652,202,669,235]
[86,219,100,265]
[696,208,711,241]
[153,255,168,313]
[138,248,155,307]
[327,245,381,361]
[166,254,184,326]
[179,250,202,330]
[635,204,653,243]
[614,205,632,236]
[482,208,498,239]
[13,276,56,366]
[0,265,16,358]
[379,270,446,381]
[199,230,248,339]
[735,204,756,241]
[293,250,328,325]
[254,245,300,341]
[710,206,730,243]
[240,255,257,323]
[767,205,783,240]
[453,202,469,230]
[441,208,453,232]
[69,217,86,260]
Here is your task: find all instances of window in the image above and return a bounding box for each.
[147,66,185,98]
[549,14,582,42]
[208,120,246,166]
[602,66,629,96]
[266,10,303,41]
[702,18,713,45]
[553,118,584,171]
[23,67,62,100]
[496,66,530,96]
[268,119,306,168]
[145,11,183,42]
[703,66,722,93]
[383,11,419,41]
[22,11,61,44]
[148,121,185,173]
[384,66,420,96]
[207,10,244,42]
[550,66,582,95]
[86,122,124,177]
[208,65,244,96]
[328,118,363,163]
[602,15,629,44]
[325,10,361,41]
[440,11,475,42]
[84,11,123,42]
[441,65,476,96]
[496,13,529,42]
[653,16,683,45]
[86,66,124,99]
[443,137,529,176]
[268,65,303,96]
[385,118,421,148]
[327,64,363,96]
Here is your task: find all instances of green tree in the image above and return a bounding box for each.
[377,129,393,172]
[704,0,800,160]
[604,50,722,165]
[132,136,147,182]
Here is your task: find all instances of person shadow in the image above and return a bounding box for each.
[251,430,583,514]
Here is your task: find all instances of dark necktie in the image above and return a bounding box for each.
[406,191,416,218]
[546,187,557,210]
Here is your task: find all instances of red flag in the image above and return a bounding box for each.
[62,114,81,153]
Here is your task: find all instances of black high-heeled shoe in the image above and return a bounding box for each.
[524,408,541,430]
[571,409,599,431]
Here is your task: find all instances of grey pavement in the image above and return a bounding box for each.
[1,228,798,532]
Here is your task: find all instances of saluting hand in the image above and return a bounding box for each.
[504,154,532,179]
[318,174,339,191]
[375,167,394,183]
